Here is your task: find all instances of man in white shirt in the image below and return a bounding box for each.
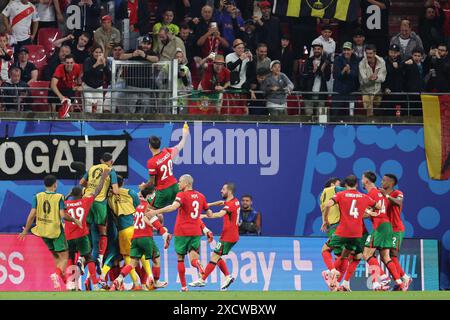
[311,24,336,62]
[2,0,39,55]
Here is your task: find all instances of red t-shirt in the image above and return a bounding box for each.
[128,0,139,31]
[174,190,209,236]
[133,200,153,239]
[333,189,376,238]
[200,63,230,91]
[387,189,405,232]
[147,148,178,190]
[368,188,390,230]
[53,63,82,91]
[220,198,240,243]
[64,195,95,240]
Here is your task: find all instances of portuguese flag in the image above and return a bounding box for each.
[421,95,450,180]
[272,0,360,21]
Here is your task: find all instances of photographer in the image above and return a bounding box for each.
[197,21,229,58]
[425,43,450,92]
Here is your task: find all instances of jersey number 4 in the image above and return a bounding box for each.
[349,200,359,219]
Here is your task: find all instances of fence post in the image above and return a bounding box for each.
[171,59,178,115]
[122,19,130,51]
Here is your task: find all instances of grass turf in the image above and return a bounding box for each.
[0,291,449,300]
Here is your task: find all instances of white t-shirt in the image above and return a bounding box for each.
[399,37,410,51]
[36,2,56,22]
[225,52,249,89]
[311,35,336,61]
[2,1,40,42]
[0,48,14,82]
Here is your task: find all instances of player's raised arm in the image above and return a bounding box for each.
[91,168,111,198]
[79,172,88,187]
[18,208,37,240]
[172,122,190,155]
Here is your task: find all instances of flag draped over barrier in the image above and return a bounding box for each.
[421,94,450,180]
[272,0,360,21]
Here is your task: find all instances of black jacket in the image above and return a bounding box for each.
[70,0,101,34]
[255,16,282,59]
[425,55,450,92]
[82,57,111,88]
[117,0,151,35]
[383,56,404,92]
[302,55,331,93]
[402,62,428,92]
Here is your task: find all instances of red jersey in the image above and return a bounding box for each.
[128,0,139,31]
[368,188,390,230]
[333,189,376,238]
[64,195,95,240]
[387,189,404,232]
[147,148,178,190]
[174,190,209,236]
[133,200,153,239]
[221,198,240,243]
[200,63,231,91]
[53,63,82,91]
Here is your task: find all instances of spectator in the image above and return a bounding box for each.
[359,45,387,116]
[215,0,243,51]
[247,42,270,87]
[178,24,196,63]
[0,66,29,111]
[94,15,121,57]
[225,38,252,114]
[361,0,391,57]
[184,0,208,21]
[42,44,71,81]
[2,0,39,55]
[153,9,180,40]
[248,67,269,115]
[332,42,360,116]
[104,43,125,113]
[191,4,215,48]
[49,54,82,112]
[311,24,336,62]
[198,53,230,113]
[274,35,295,81]
[117,0,151,50]
[419,5,445,53]
[119,36,159,114]
[239,195,261,236]
[0,32,13,84]
[82,45,111,113]
[36,0,64,30]
[302,42,331,116]
[12,46,37,85]
[352,29,366,61]
[382,43,404,116]
[261,60,294,116]
[390,19,424,62]
[196,21,229,58]
[54,33,91,64]
[253,1,281,60]
[154,27,187,62]
[238,19,258,54]
[69,0,101,37]
[403,48,427,116]
[426,43,450,92]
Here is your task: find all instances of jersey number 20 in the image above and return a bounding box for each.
[160,160,173,181]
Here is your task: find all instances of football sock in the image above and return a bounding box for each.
[321,250,334,270]
[149,216,166,235]
[392,256,405,277]
[202,261,217,281]
[177,261,186,287]
[333,256,343,271]
[124,256,139,285]
[344,259,360,281]
[99,235,107,257]
[337,258,348,282]
[152,266,161,281]
[367,256,382,282]
[101,264,111,280]
[141,257,153,281]
[385,260,401,281]
[120,264,133,278]
[217,259,230,276]
[56,267,66,284]
[87,262,99,284]
[191,259,204,275]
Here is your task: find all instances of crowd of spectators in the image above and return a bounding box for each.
[0,0,449,116]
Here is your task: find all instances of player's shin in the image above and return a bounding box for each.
[344,259,360,281]
[98,234,108,264]
[385,260,401,281]
[152,265,160,281]
[337,258,348,282]
[191,258,205,276]
[141,257,154,285]
[392,255,406,277]
[321,250,334,270]
[177,260,187,288]
[217,258,230,276]
[87,261,99,284]
[202,261,217,281]
[124,256,140,286]
[367,256,382,283]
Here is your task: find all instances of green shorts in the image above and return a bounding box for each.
[86,200,107,225]
[326,224,342,256]
[174,236,201,256]
[392,231,405,251]
[42,228,68,252]
[68,235,91,256]
[328,233,362,253]
[214,240,236,256]
[151,183,179,209]
[130,237,155,259]
[365,222,395,249]
[355,233,369,254]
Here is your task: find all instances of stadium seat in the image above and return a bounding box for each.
[24,45,48,80]
[28,81,50,112]
[37,28,62,56]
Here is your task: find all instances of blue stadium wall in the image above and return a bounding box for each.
[0,121,448,289]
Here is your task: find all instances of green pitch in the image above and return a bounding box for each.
[0,291,449,300]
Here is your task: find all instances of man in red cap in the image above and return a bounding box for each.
[94,15,122,57]
[254,0,281,59]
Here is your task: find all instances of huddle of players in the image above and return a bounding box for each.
[320,172,411,292]
[19,123,241,292]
